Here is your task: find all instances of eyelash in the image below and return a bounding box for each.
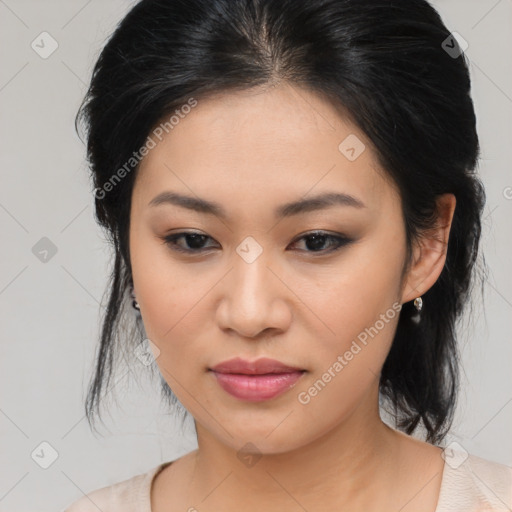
[160,230,354,256]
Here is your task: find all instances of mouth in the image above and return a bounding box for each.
[208,357,306,402]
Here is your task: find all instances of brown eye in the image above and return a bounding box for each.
[162,232,218,253]
[289,231,354,254]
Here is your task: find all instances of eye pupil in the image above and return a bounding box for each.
[305,234,327,251]
[186,234,207,249]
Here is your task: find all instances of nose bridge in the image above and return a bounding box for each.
[232,235,273,305]
[217,235,288,337]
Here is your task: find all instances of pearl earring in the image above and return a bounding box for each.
[129,283,140,311]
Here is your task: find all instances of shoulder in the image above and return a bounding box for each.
[436,449,512,512]
[62,463,166,512]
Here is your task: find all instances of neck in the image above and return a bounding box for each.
[188,385,401,510]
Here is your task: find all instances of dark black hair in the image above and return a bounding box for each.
[76,0,486,444]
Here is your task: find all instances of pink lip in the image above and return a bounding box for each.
[209,357,306,402]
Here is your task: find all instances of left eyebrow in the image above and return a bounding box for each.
[148,191,366,220]
[276,192,366,218]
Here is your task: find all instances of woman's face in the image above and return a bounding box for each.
[129,83,411,454]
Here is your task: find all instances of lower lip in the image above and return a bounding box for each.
[210,370,305,402]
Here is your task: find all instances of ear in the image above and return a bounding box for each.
[401,193,456,304]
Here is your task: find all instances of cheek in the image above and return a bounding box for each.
[297,288,400,405]
[295,236,404,343]
[140,272,202,339]
[294,294,401,435]
[139,274,211,360]
[139,274,212,399]
[292,232,405,390]
[130,231,213,366]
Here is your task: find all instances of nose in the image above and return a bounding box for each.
[215,246,292,340]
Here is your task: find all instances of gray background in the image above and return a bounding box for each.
[0,0,511,510]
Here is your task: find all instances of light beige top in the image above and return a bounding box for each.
[63,450,512,511]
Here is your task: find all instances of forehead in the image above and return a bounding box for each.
[134,83,400,218]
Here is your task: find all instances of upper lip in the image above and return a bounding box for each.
[210,357,304,375]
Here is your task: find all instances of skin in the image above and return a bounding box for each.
[129,82,456,512]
